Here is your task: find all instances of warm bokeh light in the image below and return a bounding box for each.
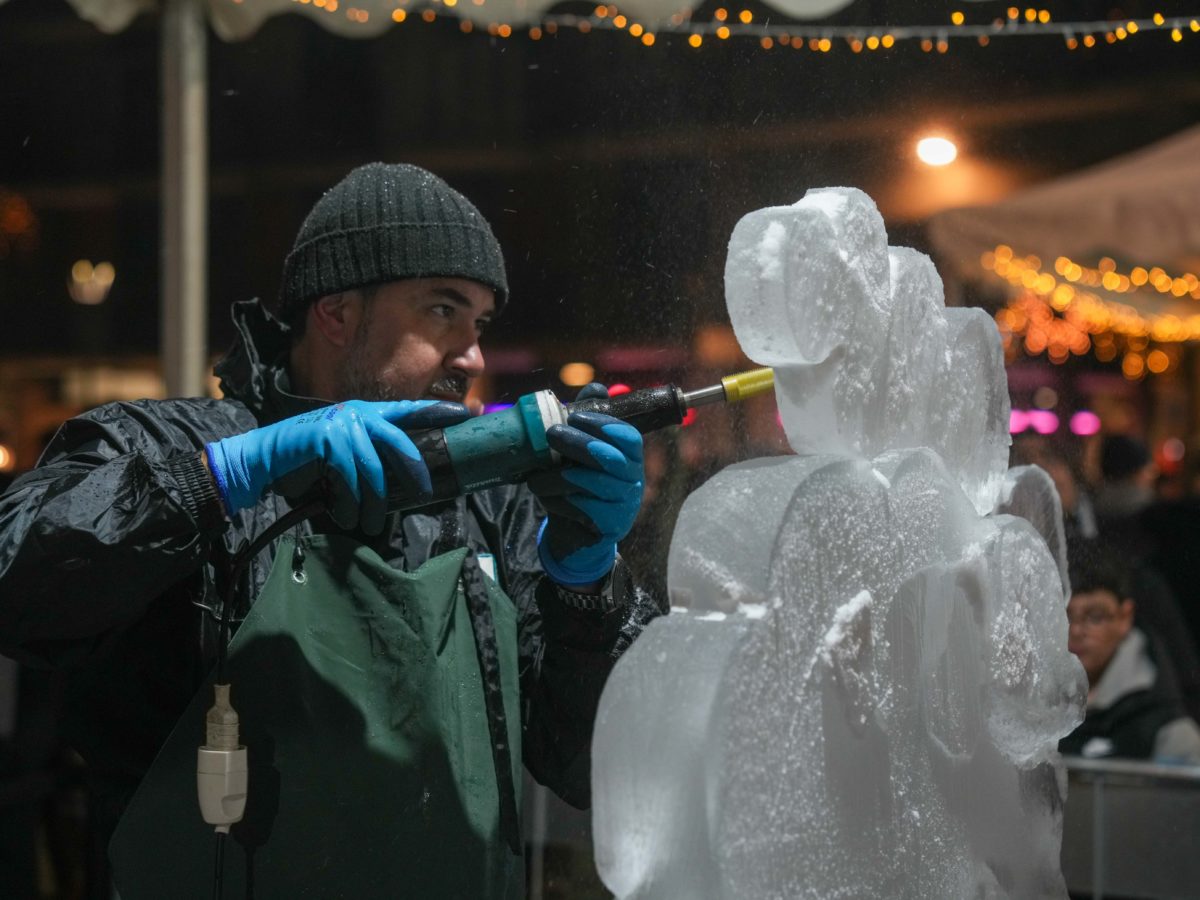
[1033,386,1058,409]
[559,362,596,387]
[0,445,12,472]
[916,136,957,166]
[1122,352,1146,380]
[69,259,115,305]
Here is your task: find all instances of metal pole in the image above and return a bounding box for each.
[1092,775,1105,900]
[161,0,208,398]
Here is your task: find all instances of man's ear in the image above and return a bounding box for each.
[1116,597,1136,634]
[309,292,362,348]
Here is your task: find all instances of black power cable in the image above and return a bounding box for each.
[209,495,324,899]
[213,831,226,900]
[215,497,324,683]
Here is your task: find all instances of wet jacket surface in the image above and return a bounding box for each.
[0,298,662,818]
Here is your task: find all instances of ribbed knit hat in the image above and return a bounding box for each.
[278,162,508,325]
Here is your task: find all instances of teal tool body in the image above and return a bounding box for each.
[391,369,775,512]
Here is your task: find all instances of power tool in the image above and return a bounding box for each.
[393,367,776,511]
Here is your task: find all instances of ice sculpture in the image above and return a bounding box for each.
[592,188,1086,899]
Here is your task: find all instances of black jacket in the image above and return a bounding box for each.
[1059,628,1199,761]
[0,299,661,814]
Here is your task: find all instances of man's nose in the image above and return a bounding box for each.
[448,339,485,379]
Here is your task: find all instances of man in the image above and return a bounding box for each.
[0,163,660,896]
[1059,540,1200,764]
[1089,434,1200,721]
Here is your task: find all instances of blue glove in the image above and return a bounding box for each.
[528,384,645,587]
[205,400,470,534]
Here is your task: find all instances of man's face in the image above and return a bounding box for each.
[337,278,494,403]
[1066,588,1134,686]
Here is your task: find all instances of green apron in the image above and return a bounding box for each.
[110,535,524,899]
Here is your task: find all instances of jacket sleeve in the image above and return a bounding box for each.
[0,401,230,669]
[489,487,666,809]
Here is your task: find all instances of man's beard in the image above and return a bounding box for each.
[337,313,467,402]
[339,355,397,401]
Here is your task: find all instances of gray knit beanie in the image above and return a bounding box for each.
[278,162,508,325]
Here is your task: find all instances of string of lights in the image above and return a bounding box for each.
[536,9,1200,51]
[1040,252,1200,300]
[289,0,1200,51]
[985,246,1198,379]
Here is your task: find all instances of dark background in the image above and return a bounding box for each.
[2,0,1198,383]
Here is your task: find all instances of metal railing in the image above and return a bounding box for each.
[524,757,1200,899]
[1061,755,1200,900]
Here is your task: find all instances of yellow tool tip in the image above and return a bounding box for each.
[721,368,774,403]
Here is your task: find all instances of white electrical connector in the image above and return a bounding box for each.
[197,683,248,833]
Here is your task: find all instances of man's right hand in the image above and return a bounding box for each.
[204,400,470,533]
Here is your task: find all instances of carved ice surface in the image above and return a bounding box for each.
[592,188,1087,899]
[725,188,1009,515]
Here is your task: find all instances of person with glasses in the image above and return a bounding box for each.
[1059,539,1200,763]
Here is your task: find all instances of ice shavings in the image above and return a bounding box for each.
[820,590,873,667]
[756,220,787,282]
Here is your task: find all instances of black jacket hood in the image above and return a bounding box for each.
[214,298,322,425]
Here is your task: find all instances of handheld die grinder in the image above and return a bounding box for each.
[394,367,776,510]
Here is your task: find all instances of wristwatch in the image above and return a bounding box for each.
[553,560,629,612]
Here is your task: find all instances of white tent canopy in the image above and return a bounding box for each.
[928,124,1200,285]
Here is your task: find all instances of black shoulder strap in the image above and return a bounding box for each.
[437,500,522,856]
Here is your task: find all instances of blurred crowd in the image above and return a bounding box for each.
[1012,431,1200,763]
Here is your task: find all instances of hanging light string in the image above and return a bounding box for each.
[535,9,1200,50]
[985,245,1197,378]
[290,1,1200,50]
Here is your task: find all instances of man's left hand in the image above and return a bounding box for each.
[529,385,644,589]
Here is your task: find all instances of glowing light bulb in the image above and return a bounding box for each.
[916,136,957,166]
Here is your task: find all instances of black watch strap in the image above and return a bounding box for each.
[552,562,628,612]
